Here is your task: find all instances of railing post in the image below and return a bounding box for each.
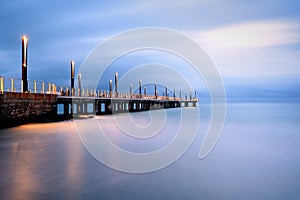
[47,83,50,93]
[34,80,37,93]
[42,82,45,94]
[0,77,3,93]
[11,79,14,92]
[52,84,55,94]
[21,80,23,93]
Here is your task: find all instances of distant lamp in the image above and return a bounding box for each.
[71,60,75,96]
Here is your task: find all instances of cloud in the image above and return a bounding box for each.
[193,19,300,49]
[189,19,300,80]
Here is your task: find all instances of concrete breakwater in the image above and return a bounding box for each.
[0,92,57,126]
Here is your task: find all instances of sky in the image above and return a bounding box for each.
[0,0,299,100]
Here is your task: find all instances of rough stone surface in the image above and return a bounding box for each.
[0,92,57,126]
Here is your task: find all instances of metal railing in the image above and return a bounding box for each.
[0,76,57,94]
[0,76,198,101]
[58,88,196,101]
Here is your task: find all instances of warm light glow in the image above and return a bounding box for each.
[71,60,75,78]
[22,35,28,42]
[22,35,28,68]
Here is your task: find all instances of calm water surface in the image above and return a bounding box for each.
[0,103,299,200]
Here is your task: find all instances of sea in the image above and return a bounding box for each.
[0,102,300,200]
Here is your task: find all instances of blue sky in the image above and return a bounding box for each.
[0,0,299,100]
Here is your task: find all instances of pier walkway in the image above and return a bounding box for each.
[0,76,198,125]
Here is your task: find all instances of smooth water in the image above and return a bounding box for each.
[0,103,300,199]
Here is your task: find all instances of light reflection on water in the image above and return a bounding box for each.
[0,103,300,200]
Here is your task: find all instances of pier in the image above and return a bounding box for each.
[0,35,198,126]
[0,75,198,125]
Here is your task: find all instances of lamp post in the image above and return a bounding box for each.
[139,79,142,97]
[109,80,112,97]
[129,83,132,97]
[71,60,75,96]
[22,35,28,92]
[180,90,182,100]
[115,72,118,97]
[154,83,157,99]
[78,73,82,96]
[165,86,168,98]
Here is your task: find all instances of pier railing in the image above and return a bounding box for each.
[0,76,198,102]
[0,76,57,94]
[57,88,190,101]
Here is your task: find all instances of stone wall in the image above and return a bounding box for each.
[0,92,57,126]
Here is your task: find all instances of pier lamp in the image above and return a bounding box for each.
[165,86,168,97]
[78,73,82,96]
[154,84,157,98]
[129,83,132,96]
[115,72,118,97]
[71,60,75,96]
[22,35,28,92]
[109,80,112,97]
[139,79,142,96]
